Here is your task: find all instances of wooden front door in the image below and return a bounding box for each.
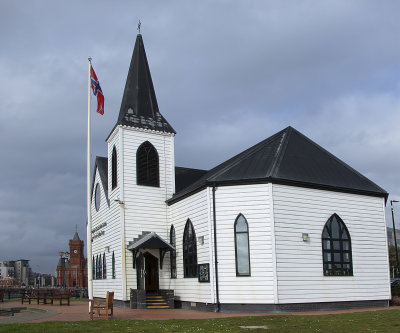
[144,252,159,292]
[136,253,145,290]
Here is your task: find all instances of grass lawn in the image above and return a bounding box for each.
[0,309,399,333]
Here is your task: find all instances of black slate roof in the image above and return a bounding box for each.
[114,34,175,134]
[169,126,387,203]
[175,167,208,193]
[91,156,110,207]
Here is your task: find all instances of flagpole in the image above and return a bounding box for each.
[87,57,93,307]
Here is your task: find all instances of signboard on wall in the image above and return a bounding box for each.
[198,263,210,283]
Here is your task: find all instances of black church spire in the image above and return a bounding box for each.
[117,34,175,133]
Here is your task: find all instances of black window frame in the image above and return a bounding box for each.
[111,146,117,190]
[103,252,107,279]
[322,213,353,276]
[94,183,101,211]
[98,254,103,279]
[183,219,197,278]
[170,225,177,279]
[136,141,160,187]
[95,255,99,279]
[92,256,95,280]
[112,251,116,279]
[234,213,251,276]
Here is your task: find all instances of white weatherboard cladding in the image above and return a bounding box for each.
[214,184,274,304]
[272,184,391,304]
[122,128,175,297]
[168,189,212,303]
[90,164,123,300]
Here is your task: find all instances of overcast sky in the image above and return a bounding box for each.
[1,1,400,275]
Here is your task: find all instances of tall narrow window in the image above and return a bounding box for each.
[103,252,107,279]
[95,255,99,279]
[99,254,103,279]
[95,183,101,211]
[111,146,117,189]
[92,256,95,280]
[170,225,177,278]
[183,219,197,278]
[234,214,251,276]
[322,214,353,276]
[136,141,159,187]
[112,251,116,279]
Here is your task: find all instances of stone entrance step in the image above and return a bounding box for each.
[146,294,170,309]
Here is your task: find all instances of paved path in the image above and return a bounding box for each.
[0,301,398,324]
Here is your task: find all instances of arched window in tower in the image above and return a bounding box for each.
[170,225,177,279]
[103,252,107,279]
[136,141,159,187]
[322,214,353,276]
[112,251,116,279]
[183,219,197,278]
[111,146,117,189]
[234,214,251,276]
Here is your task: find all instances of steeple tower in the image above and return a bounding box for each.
[116,34,175,134]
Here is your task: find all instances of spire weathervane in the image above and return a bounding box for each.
[137,20,141,34]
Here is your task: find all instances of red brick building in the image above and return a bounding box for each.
[57,232,87,287]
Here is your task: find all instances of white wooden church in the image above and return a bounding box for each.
[90,33,391,312]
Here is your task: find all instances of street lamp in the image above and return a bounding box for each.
[391,200,399,277]
[58,251,70,288]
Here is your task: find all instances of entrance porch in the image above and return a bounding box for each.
[127,232,175,309]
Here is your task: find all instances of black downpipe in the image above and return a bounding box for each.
[212,185,220,312]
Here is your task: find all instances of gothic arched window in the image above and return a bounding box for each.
[322,214,353,276]
[136,141,159,187]
[103,252,107,279]
[95,183,101,211]
[234,214,251,276]
[111,146,117,189]
[183,219,197,278]
[112,251,116,279]
[170,225,177,278]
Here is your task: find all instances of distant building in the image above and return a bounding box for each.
[0,261,15,279]
[31,272,56,288]
[57,231,87,287]
[13,260,31,286]
[0,260,32,286]
[387,227,400,247]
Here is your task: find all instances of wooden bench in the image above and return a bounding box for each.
[21,289,48,304]
[90,291,114,320]
[21,289,37,304]
[48,289,70,306]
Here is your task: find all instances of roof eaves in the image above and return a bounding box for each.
[90,157,110,207]
[167,176,388,206]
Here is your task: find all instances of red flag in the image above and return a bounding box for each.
[90,66,104,115]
